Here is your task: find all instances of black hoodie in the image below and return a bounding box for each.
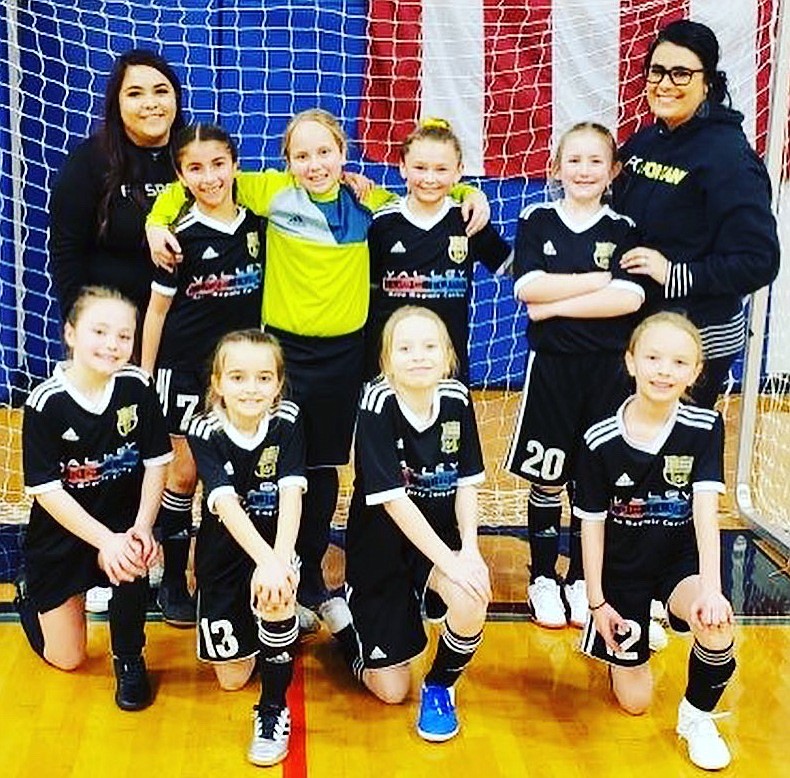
[49,135,177,318]
[613,103,779,356]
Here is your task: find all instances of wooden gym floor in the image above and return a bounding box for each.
[1,394,789,776]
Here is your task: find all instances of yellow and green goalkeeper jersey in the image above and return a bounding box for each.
[148,170,477,337]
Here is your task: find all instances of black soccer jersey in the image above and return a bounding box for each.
[152,204,264,371]
[367,197,511,376]
[573,399,724,582]
[514,202,647,354]
[187,401,306,586]
[345,377,485,590]
[23,364,173,560]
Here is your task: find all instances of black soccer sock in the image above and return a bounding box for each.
[257,615,299,708]
[158,489,194,589]
[333,623,363,675]
[109,576,148,657]
[295,468,339,607]
[424,624,483,688]
[527,485,562,582]
[14,578,45,658]
[684,640,736,711]
[565,511,584,584]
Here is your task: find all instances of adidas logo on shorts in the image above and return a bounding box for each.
[369,646,387,660]
[543,240,557,255]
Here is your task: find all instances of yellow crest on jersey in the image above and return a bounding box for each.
[447,235,468,264]
[255,445,279,478]
[441,421,461,454]
[247,231,261,259]
[116,404,139,437]
[593,241,616,270]
[663,455,694,487]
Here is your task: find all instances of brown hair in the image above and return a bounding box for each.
[400,117,463,165]
[281,108,347,161]
[379,306,458,381]
[206,329,286,410]
[65,285,137,330]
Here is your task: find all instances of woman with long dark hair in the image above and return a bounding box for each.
[614,19,779,409]
[48,49,192,624]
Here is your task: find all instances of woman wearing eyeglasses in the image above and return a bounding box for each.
[613,19,779,409]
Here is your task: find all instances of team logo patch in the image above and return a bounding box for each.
[247,231,261,259]
[116,404,139,437]
[593,241,616,270]
[441,421,461,453]
[447,235,468,264]
[255,445,279,478]
[663,455,694,487]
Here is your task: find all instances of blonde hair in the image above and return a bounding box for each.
[281,108,347,160]
[550,121,618,179]
[400,117,463,165]
[379,306,458,381]
[628,311,703,362]
[206,329,286,410]
[628,312,704,400]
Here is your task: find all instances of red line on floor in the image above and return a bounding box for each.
[284,654,307,778]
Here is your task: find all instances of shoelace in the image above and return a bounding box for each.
[425,688,453,717]
[119,658,145,682]
[255,707,288,740]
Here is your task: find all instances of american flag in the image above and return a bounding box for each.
[359,0,776,178]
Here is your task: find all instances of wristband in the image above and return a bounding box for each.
[589,600,606,611]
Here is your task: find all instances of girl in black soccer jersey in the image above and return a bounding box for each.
[141,124,264,626]
[365,118,511,383]
[576,312,735,771]
[187,330,305,768]
[346,306,490,743]
[505,122,649,630]
[17,286,172,711]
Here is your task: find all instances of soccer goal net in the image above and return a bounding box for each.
[1,0,788,555]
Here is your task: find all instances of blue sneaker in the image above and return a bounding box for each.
[416,684,459,742]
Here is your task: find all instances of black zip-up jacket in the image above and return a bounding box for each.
[613,103,779,335]
[49,135,176,318]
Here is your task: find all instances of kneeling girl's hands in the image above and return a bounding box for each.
[251,557,297,613]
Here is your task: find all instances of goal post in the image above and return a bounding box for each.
[0,0,788,549]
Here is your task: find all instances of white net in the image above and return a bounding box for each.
[0,1,787,551]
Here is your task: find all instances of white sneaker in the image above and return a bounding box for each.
[85,586,112,614]
[649,619,669,652]
[528,576,566,628]
[317,596,352,635]
[676,698,732,770]
[295,603,321,636]
[650,598,668,622]
[248,704,290,766]
[649,599,669,652]
[564,580,588,628]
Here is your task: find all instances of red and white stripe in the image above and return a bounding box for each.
[359,0,776,178]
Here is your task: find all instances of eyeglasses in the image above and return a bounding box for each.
[646,65,704,86]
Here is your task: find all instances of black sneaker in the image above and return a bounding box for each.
[113,655,152,711]
[156,582,196,627]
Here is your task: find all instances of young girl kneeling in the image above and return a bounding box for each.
[576,312,736,771]
[187,330,305,767]
[346,306,490,742]
[18,286,172,711]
